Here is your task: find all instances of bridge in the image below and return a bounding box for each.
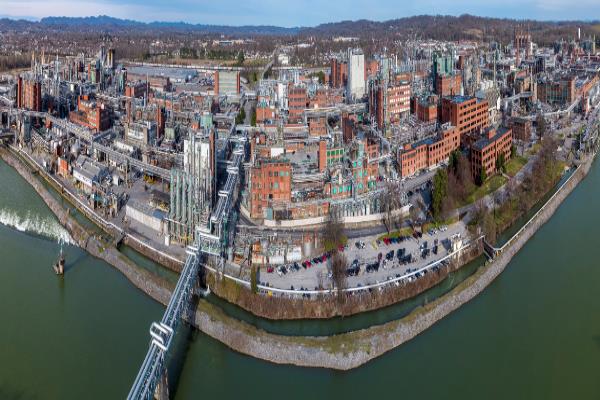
[127,242,203,400]
[128,135,244,399]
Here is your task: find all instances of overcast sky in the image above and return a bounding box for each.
[1,0,600,27]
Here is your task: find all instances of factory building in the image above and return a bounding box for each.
[125,120,157,147]
[168,129,216,244]
[347,48,366,101]
[287,84,308,123]
[330,58,348,89]
[69,95,111,132]
[214,71,241,96]
[16,76,42,112]
[440,95,489,144]
[509,117,532,142]
[398,125,460,178]
[470,127,513,181]
[369,77,411,132]
[413,95,439,123]
[250,159,292,219]
[537,76,576,106]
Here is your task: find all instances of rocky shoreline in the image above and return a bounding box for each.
[1,144,592,370]
[191,156,591,370]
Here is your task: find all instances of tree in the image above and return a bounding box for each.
[250,266,258,294]
[235,107,246,125]
[432,169,448,222]
[236,51,245,66]
[536,113,547,139]
[330,251,348,306]
[251,108,257,127]
[448,150,460,172]
[479,168,488,186]
[323,206,345,252]
[317,71,325,84]
[379,182,402,233]
[496,153,506,173]
[482,211,497,244]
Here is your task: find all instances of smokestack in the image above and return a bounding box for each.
[578,27,581,41]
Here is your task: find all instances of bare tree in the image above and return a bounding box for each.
[379,182,403,233]
[330,251,348,306]
[323,205,345,251]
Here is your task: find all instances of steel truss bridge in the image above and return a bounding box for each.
[127,243,203,400]
[128,135,244,399]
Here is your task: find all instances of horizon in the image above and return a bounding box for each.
[2,0,600,28]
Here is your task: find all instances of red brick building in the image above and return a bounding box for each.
[308,88,328,109]
[287,85,307,123]
[342,113,357,143]
[308,116,327,137]
[508,117,532,142]
[156,106,166,138]
[250,159,292,219]
[435,74,462,97]
[413,95,438,123]
[125,81,147,98]
[441,96,489,144]
[348,136,379,194]
[330,58,348,89]
[398,126,460,178]
[369,80,411,130]
[470,127,513,181]
[256,106,276,124]
[213,71,240,96]
[17,77,42,112]
[537,76,575,106]
[69,95,111,132]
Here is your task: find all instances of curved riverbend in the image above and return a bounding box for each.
[2,147,600,397]
[0,142,595,370]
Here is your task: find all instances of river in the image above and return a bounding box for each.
[1,156,599,399]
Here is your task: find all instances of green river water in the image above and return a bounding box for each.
[1,157,599,400]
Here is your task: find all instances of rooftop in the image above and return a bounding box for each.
[472,127,511,151]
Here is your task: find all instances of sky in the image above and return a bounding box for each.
[1,0,600,27]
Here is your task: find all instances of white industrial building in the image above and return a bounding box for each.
[347,48,366,101]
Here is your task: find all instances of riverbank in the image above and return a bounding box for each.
[194,153,593,370]
[0,147,175,306]
[1,142,594,370]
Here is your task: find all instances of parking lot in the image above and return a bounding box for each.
[259,221,467,291]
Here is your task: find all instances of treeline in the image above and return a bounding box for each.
[471,137,562,244]
[0,53,31,72]
[301,14,599,46]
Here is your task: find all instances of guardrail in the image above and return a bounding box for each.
[494,166,580,254]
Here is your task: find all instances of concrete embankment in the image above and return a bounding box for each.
[1,142,593,371]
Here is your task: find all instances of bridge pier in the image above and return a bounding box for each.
[155,367,169,400]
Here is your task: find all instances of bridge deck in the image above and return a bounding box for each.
[127,247,201,400]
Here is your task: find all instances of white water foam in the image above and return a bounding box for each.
[0,208,74,244]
